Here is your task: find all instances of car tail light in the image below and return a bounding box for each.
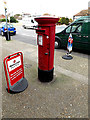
[4,28,7,31]
[14,28,16,30]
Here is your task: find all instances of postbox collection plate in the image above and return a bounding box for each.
[38,35,43,46]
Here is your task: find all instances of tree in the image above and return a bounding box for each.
[65,18,69,25]
[0,18,9,22]
[69,18,73,23]
[59,17,69,25]
[14,14,22,19]
[57,17,73,25]
[60,17,66,24]
[58,18,61,23]
[10,16,18,23]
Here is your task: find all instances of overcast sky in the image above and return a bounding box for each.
[0,0,89,18]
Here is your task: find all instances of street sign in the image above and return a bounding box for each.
[67,33,73,53]
[3,0,11,41]
[3,52,28,93]
[62,34,73,60]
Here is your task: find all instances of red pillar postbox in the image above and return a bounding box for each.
[35,17,59,82]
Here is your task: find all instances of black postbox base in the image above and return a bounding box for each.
[38,68,54,82]
[62,54,73,60]
[6,78,28,94]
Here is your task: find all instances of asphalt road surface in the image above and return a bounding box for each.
[13,26,37,45]
[12,25,65,46]
[12,26,89,59]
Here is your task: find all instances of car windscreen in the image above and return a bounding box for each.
[3,24,14,28]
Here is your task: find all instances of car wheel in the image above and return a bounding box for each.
[1,31,4,36]
[55,38,61,49]
[24,26,26,29]
[14,32,16,35]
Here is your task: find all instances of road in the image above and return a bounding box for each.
[12,26,89,59]
[12,25,66,45]
[13,26,37,45]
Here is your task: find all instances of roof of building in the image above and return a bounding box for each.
[0,14,5,19]
[73,9,88,17]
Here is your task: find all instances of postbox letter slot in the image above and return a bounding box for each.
[36,29,45,34]
[45,53,48,55]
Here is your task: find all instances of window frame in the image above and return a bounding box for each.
[65,23,83,34]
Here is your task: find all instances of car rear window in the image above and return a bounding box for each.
[3,24,14,28]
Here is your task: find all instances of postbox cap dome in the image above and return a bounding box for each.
[35,16,59,25]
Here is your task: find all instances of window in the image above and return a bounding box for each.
[66,26,71,33]
[65,23,82,33]
[71,24,82,33]
[76,25,82,33]
[71,24,77,32]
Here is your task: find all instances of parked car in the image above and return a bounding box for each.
[22,16,38,29]
[55,16,90,52]
[0,23,16,36]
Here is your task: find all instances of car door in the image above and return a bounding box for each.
[59,25,72,47]
[80,23,89,51]
[61,23,83,50]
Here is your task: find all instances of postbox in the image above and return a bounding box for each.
[35,17,59,82]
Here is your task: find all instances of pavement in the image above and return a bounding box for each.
[0,36,88,118]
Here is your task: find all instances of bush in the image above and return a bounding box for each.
[65,18,69,25]
[0,18,9,22]
[69,18,73,23]
[10,16,18,23]
[58,17,70,25]
[60,17,66,24]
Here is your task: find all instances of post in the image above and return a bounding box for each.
[4,0,10,40]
